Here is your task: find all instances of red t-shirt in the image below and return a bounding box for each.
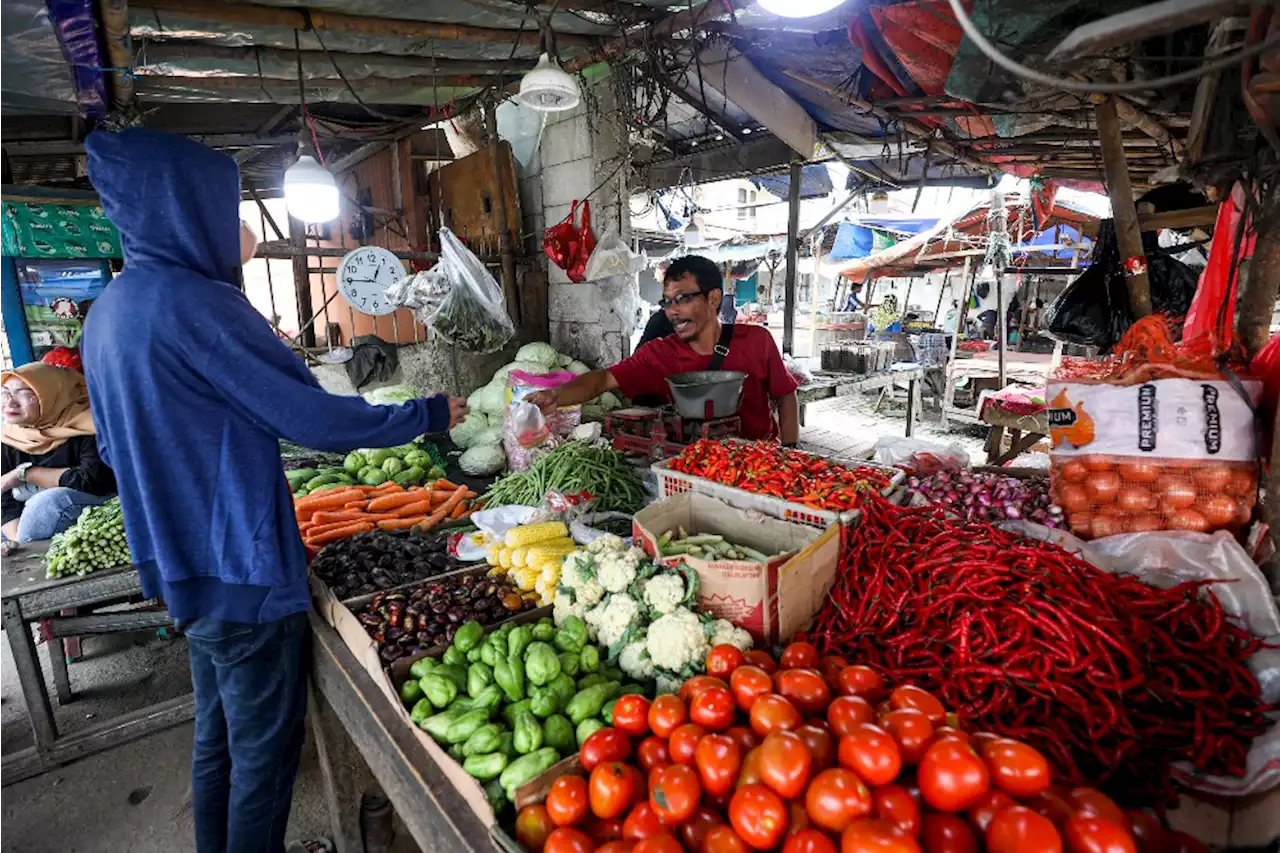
[609,325,799,440]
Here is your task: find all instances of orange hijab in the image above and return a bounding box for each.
[1,363,97,455]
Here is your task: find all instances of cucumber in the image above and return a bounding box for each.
[305,474,341,489]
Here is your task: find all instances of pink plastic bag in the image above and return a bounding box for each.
[503,370,582,471]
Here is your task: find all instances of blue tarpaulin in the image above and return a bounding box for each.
[828,216,941,260]
[752,165,833,201]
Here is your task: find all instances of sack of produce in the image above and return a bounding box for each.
[503,370,581,472]
[1047,317,1261,540]
[425,227,516,353]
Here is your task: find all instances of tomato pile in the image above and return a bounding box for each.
[803,496,1272,804]
[513,641,1206,853]
[669,441,891,514]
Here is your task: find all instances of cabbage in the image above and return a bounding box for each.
[474,427,504,446]
[566,360,591,375]
[507,360,548,379]
[554,353,573,368]
[363,384,417,405]
[516,342,559,368]
[450,413,490,449]
[459,443,506,476]
[597,391,622,412]
[472,382,508,415]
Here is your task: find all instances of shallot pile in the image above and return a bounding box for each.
[907,469,1063,527]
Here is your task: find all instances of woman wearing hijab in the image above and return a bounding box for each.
[1,363,116,552]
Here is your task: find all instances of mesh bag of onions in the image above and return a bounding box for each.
[906,469,1062,526]
[1047,317,1261,540]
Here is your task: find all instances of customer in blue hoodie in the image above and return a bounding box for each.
[82,128,468,853]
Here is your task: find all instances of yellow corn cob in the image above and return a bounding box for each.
[538,560,562,585]
[505,521,569,548]
[525,541,576,566]
[486,545,502,567]
[511,547,529,569]
[498,546,513,570]
[489,565,508,578]
[514,566,539,591]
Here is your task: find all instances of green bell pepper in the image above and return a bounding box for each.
[579,646,601,673]
[400,679,424,706]
[442,647,467,668]
[453,621,485,653]
[463,752,508,781]
[528,686,558,718]
[409,657,439,680]
[445,709,491,744]
[494,654,526,702]
[601,698,618,726]
[467,662,494,697]
[507,624,533,659]
[512,709,544,755]
[565,683,613,725]
[531,621,555,642]
[544,714,574,753]
[576,718,607,746]
[421,673,458,709]
[524,642,561,687]
[462,723,503,757]
[500,748,559,801]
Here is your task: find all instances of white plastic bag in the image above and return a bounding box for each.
[1004,523,1280,796]
[427,228,516,353]
[873,436,970,473]
[583,229,636,281]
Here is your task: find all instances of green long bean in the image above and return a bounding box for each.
[481,442,644,514]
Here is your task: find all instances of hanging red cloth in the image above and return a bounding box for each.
[1183,190,1254,355]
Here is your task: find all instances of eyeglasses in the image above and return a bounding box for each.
[0,389,37,404]
[658,292,706,310]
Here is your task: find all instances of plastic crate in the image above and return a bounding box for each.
[652,451,906,529]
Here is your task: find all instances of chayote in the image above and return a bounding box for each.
[524,642,561,687]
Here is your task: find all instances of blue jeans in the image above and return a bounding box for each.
[182,612,310,853]
[15,487,110,542]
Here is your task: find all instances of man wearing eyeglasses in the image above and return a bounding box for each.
[530,255,799,444]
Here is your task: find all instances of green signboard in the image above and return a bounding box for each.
[2,201,122,259]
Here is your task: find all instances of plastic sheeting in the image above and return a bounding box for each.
[1,1,95,115]
[752,165,833,200]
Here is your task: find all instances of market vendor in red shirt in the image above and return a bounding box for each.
[530,255,800,443]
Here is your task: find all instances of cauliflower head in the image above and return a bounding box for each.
[641,574,684,616]
[655,670,684,696]
[595,594,640,651]
[645,607,709,673]
[560,550,606,605]
[586,534,627,555]
[597,548,643,594]
[710,618,753,652]
[619,636,655,680]
[553,589,586,627]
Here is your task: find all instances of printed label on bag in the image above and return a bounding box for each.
[1047,378,1260,462]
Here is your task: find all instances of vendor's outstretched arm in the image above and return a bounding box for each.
[777,392,799,445]
[536,369,619,409]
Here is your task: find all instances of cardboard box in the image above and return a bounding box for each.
[633,492,840,646]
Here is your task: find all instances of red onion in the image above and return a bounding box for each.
[908,469,1061,527]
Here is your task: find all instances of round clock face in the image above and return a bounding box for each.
[337,246,406,316]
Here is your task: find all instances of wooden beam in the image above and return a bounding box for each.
[131,0,593,48]
[694,43,817,158]
[136,42,536,78]
[4,133,297,157]
[1046,0,1255,64]
[1095,97,1153,318]
[135,73,519,92]
[561,0,730,74]
[648,62,747,142]
[1186,18,1243,164]
[1137,204,1219,230]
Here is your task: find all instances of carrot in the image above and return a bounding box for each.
[434,478,461,491]
[307,519,377,538]
[311,510,398,525]
[294,488,364,512]
[298,521,316,533]
[377,516,427,531]
[415,485,469,533]
[449,501,469,520]
[368,490,430,513]
[306,521,373,545]
[394,500,432,518]
[342,500,369,510]
[368,483,405,496]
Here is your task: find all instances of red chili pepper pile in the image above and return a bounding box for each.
[669,440,891,513]
[802,495,1274,805]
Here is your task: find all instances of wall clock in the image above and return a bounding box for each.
[337,246,405,316]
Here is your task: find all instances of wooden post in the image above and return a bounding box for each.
[996,271,1007,389]
[484,100,520,330]
[1094,97,1153,318]
[782,161,802,355]
[940,257,974,427]
[288,216,317,348]
[933,269,951,326]
[902,277,915,317]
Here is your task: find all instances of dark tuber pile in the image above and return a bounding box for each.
[311,531,463,600]
[356,573,534,664]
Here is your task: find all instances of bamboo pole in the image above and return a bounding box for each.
[1094,97,1153,318]
[98,0,135,109]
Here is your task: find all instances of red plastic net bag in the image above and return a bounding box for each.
[1047,316,1261,539]
[541,200,596,283]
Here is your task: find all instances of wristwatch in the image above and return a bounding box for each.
[15,463,32,486]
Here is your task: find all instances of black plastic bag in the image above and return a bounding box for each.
[345,335,399,389]
[1043,220,1198,351]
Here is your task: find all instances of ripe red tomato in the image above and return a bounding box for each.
[835,666,885,700]
[737,746,764,789]
[889,686,945,725]
[613,695,652,738]
[668,723,707,766]
[680,675,729,705]
[921,814,979,853]
[585,816,623,842]
[691,686,737,731]
[730,666,775,714]
[787,799,812,837]
[695,733,743,797]
[544,827,595,853]
[596,842,633,853]
[757,730,813,799]
[784,829,838,853]
[917,740,990,812]
[650,764,701,826]
[1065,789,1129,832]
[633,833,681,853]
[646,695,689,739]
[704,824,752,853]
[749,694,802,737]
[726,725,761,754]
[967,790,1016,833]
[743,650,778,674]
[982,739,1051,798]
[776,669,833,716]
[707,644,747,679]
[623,803,665,841]
[680,807,723,853]
[779,641,819,670]
[967,732,1001,752]
[635,736,671,773]
[1025,790,1076,827]
[837,723,902,787]
[591,762,640,820]
[840,818,922,853]
[729,783,789,850]
[819,655,849,683]
[805,767,872,834]
[582,728,632,771]
[987,806,1063,853]
[1063,816,1138,853]
[931,727,969,745]
[873,784,921,836]
[516,804,557,853]
[547,775,591,827]
[1124,810,1170,853]
[827,696,876,738]
[794,722,837,771]
[880,709,933,765]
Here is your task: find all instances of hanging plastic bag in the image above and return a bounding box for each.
[542,200,596,283]
[1183,192,1255,354]
[503,370,582,471]
[427,227,516,353]
[583,228,635,281]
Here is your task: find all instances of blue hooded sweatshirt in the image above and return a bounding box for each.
[82,128,451,624]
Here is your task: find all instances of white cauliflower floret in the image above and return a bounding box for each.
[645,607,709,672]
[595,594,640,650]
[553,590,585,626]
[655,670,684,696]
[710,618,753,652]
[597,548,643,593]
[642,574,684,615]
[576,577,606,607]
[586,534,626,555]
[559,550,594,588]
[619,636,655,680]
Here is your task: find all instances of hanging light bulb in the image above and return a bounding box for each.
[756,0,846,17]
[683,219,703,248]
[284,151,339,224]
[519,53,580,112]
